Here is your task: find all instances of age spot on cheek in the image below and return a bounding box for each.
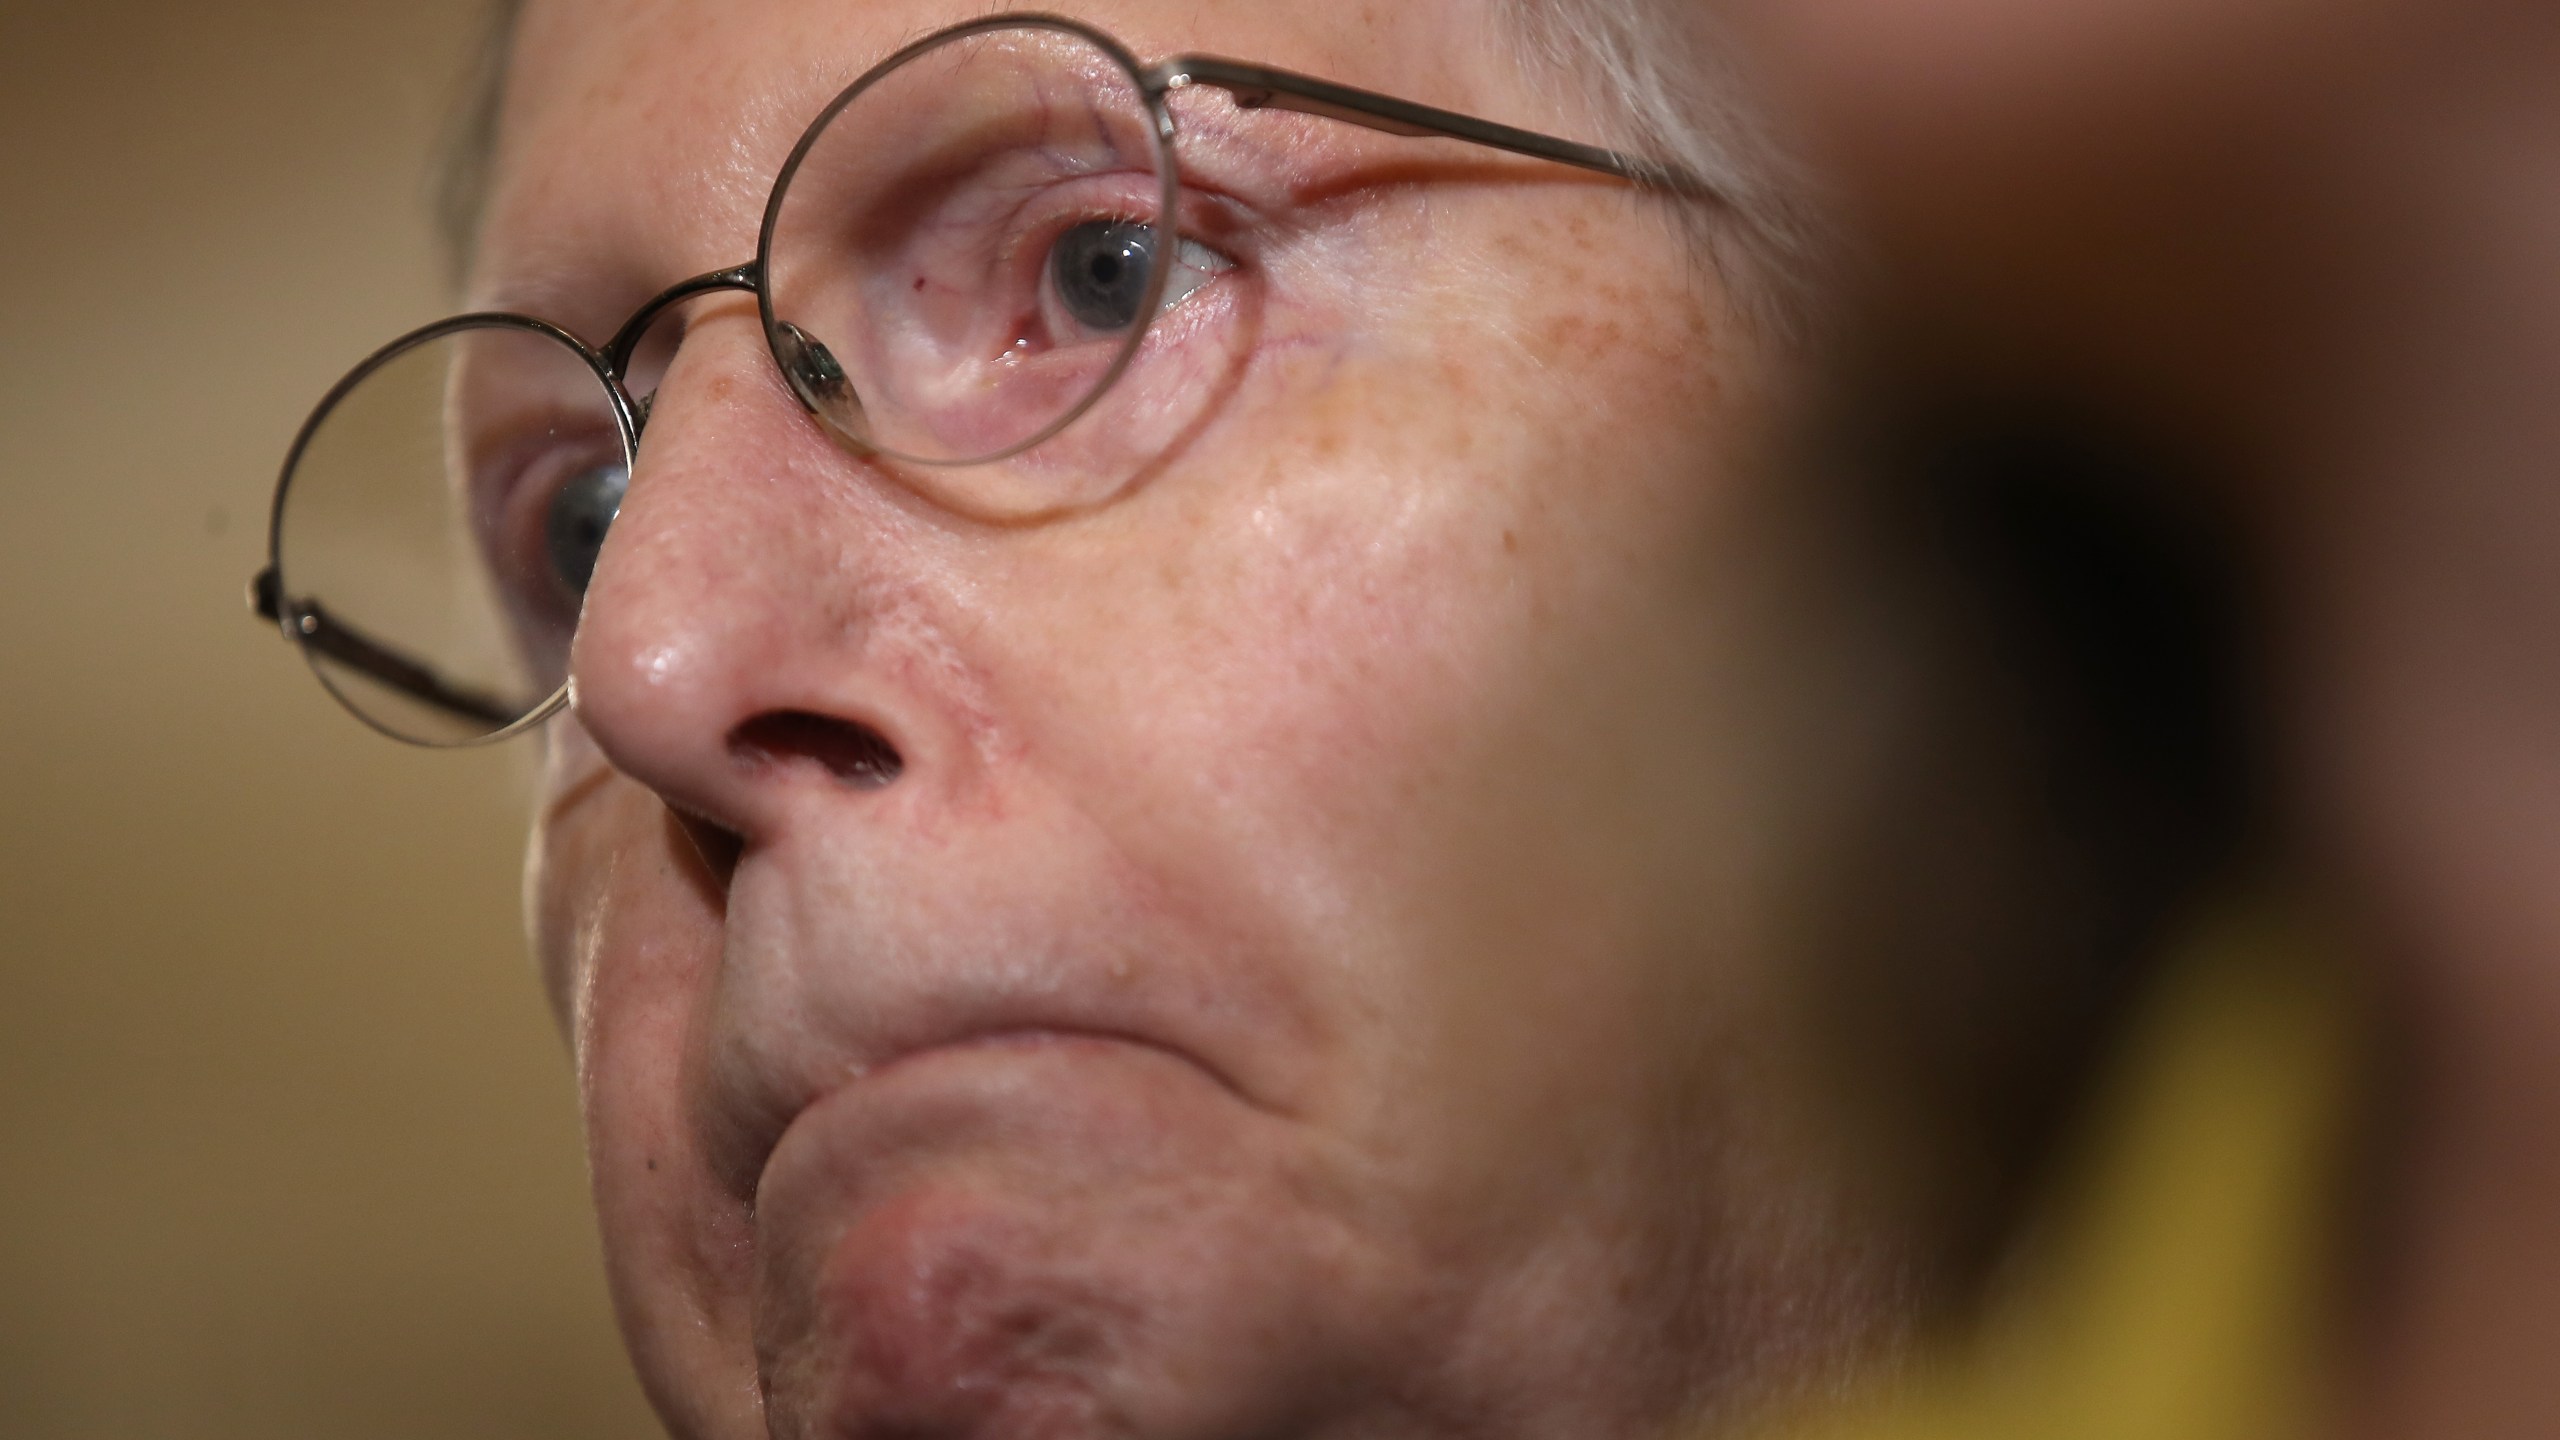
[1540,313,1628,366]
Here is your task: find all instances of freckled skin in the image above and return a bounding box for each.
[499,3,1906,1440]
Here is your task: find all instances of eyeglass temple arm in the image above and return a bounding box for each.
[249,566,521,728]
[1153,57,1715,201]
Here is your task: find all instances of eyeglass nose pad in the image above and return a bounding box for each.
[773,322,864,434]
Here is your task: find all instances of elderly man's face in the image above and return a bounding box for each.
[493,2,1865,1437]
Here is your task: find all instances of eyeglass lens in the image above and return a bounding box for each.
[762,22,1180,469]
[273,20,1252,743]
[273,321,629,744]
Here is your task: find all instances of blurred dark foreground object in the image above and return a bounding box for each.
[1704,0,2560,1434]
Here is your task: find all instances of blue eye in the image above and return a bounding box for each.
[543,461,628,596]
[1050,220,1158,332]
[1045,220,1233,340]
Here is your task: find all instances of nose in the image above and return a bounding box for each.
[566,308,963,846]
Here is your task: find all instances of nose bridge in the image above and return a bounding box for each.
[604,262,762,383]
[566,308,958,840]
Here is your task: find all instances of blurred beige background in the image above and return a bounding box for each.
[0,2,659,1434]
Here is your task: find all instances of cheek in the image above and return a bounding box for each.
[529,724,725,1131]
[528,728,719,1210]
[998,219,1756,1099]
[529,742,765,1414]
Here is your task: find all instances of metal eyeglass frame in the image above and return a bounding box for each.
[250,11,1715,746]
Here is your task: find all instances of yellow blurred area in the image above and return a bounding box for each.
[1760,900,2358,1440]
[0,2,657,1434]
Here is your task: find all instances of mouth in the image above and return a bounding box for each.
[838,1025,1221,1093]
[707,1020,1254,1218]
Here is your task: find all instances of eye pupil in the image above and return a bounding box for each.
[544,461,629,597]
[1052,220,1155,331]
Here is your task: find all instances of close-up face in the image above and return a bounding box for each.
[473,2,1880,1438]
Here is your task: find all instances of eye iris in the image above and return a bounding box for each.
[544,462,629,597]
[1051,220,1156,332]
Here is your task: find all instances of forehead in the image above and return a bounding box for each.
[482,0,1509,322]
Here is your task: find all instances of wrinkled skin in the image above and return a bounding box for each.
[490,2,1911,1438]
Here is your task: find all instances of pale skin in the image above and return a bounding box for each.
[1712,1,2560,1436]
[487,2,1919,1439]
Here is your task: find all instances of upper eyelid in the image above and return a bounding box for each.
[955,173,1256,282]
[460,410,620,542]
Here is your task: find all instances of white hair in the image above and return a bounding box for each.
[1494,0,1826,340]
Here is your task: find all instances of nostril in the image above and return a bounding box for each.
[728,710,904,789]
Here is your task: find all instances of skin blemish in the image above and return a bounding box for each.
[1434,355,1477,404]
[1539,313,1626,365]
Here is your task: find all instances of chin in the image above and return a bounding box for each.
[743,1033,1410,1440]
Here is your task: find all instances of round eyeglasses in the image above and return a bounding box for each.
[250,12,1707,746]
